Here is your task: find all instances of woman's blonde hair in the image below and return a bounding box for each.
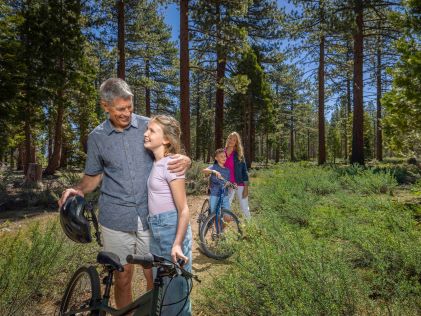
[150,115,182,155]
[225,132,244,161]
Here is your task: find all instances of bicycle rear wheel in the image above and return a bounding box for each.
[199,210,242,260]
[197,198,210,233]
[59,266,101,316]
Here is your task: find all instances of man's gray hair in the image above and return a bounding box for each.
[99,78,134,104]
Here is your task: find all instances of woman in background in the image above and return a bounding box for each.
[224,132,251,219]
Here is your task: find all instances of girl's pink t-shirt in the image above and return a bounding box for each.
[147,156,185,215]
[224,150,237,184]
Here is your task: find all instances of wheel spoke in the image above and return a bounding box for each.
[200,210,241,260]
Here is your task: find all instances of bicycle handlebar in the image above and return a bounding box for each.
[216,178,237,189]
[126,253,160,268]
[126,253,200,282]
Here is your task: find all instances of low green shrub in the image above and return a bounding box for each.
[199,163,421,315]
[186,161,209,195]
[0,219,99,315]
[339,170,397,194]
[200,222,370,316]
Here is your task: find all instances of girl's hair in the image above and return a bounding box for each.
[150,115,182,155]
[225,132,244,161]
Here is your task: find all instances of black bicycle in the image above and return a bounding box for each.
[198,179,242,260]
[59,252,199,316]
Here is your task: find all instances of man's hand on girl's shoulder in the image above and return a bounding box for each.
[167,154,191,176]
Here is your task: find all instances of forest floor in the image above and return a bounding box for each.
[0,193,227,316]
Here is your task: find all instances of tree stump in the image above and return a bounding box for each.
[26,163,42,184]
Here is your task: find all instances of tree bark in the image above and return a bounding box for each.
[275,144,280,163]
[249,97,255,167]
[26,163,42,183]
[290,103,295,162]
[351,0,364,165]
[60,136,67,169]
[214,4,225,150]
[24,113,33,175]
[180,0,190,155]
[244,93,253,168]
[117,0,125,80]
[195,74,201,160]
[10,148,15,170]
[145,59,151,117]
[376,41,383,161]
[44,89,65,175]
[215,49,226,150]
[318,34,326,165]
[48,117,53,160]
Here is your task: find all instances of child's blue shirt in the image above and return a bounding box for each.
[208,163,230,196]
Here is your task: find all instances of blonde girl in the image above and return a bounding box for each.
[224,132,251,219]
[143,115,192,315]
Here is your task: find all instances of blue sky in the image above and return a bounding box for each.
[159,1,380,118]
[162,0,295,44]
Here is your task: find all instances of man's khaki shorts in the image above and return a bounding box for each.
[100,218,152,266]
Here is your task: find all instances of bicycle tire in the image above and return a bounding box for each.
[59,266,101,316]
[197,198,210,233]
[199,210,242,260]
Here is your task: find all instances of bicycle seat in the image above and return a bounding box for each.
[97,251,124,272]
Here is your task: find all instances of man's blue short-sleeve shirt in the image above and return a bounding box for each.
[85,113,153,232]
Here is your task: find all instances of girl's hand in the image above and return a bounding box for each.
[171,244,188,264]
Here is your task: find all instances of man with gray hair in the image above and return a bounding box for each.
[58,78,191,308]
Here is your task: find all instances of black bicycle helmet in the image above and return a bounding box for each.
[60,195,92,243]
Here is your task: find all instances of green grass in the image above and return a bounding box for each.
[199,163,421,315]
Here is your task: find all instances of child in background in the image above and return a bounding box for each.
[143,115,192,316]
[202,149,231,213]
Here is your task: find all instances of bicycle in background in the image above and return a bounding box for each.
[198,179,242,260]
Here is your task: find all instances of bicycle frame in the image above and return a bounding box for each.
[213,179,234,234]
[62,267,165,316]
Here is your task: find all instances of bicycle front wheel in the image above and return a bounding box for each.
[197,198,210,233]
[199,210,242,260]
[59,266,101,316]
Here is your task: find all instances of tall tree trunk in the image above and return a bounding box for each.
[307,126,311,160]
[376,41,383,161]
[24,113,33,175]
[48,117,53,160]
[215,48,226,150]
[275,144,280,163]
[17,143,24,170]
[343,43,352,162]
[265,132,269,166]
[214,4,225,150]
[195,74,201,160]
[244,94,252,168]
[318,34,326,165]
[60,137,67,169]
[10,148,15,170]
[180,0,190,155]
[117,0,125,80]
[145,60,151,117]
[344,73,351,162]
[351,0,364,165]
[249,98,255,168]
[290,103,295,162]
[44,90,65,175]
